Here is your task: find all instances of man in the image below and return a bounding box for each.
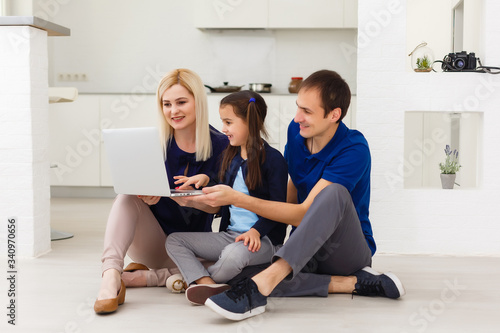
[193,70,405,321]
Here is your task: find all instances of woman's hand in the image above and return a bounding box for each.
[138,195,161,205]
[174,174,210,190]
[170,196,195,208]
[235,228,261,252]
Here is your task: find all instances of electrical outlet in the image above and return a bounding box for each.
[57,73,88,81]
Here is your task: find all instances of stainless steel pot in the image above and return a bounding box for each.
[249,83,272,93]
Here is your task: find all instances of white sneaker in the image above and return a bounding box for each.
[166,273,187,293]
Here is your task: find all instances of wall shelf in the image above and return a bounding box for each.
[404,111,483,189]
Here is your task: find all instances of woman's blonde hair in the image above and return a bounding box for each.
[156,68,212,161]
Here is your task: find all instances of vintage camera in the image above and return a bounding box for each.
[442,51,477,71]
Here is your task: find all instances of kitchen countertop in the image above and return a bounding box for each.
[0,16,70,36]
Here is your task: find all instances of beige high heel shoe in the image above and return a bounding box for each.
[124,262,149,272]
[94,280,126,314]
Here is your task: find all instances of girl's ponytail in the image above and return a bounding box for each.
[218,91,268,190]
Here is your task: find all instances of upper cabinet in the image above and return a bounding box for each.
[268,0,343,28]
[194,0,357,29]
[194,0,269,29]
[343,0,358,28]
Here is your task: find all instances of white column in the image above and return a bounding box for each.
[0,25,51,257]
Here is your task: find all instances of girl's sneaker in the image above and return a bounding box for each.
[166,274,187,293]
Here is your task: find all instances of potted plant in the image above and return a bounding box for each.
[439,145,461,189]
[409,42,434,72]
[415,55,432,72]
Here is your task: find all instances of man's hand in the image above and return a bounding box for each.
[191,184,240,207]
[138,195,161,205]
[170,192,221,214]
[235,228,261,252]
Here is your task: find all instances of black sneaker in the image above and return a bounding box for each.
[205,278,267,321]
[352,266,406,299]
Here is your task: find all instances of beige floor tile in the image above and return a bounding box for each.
[2,197,498,333]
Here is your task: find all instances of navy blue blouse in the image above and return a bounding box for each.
[150,127,229,235]
[218,142,288,246]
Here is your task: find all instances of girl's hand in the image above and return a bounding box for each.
[174,174,210,190]
[138,195,161,205]
[235,228,261,252]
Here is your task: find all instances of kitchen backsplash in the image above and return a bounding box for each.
[47,0,357,95]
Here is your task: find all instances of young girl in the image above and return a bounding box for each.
[165,90,288,304]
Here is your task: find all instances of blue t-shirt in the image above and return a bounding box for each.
[284,121,376,255]
[228,166,259,233]
[150,126,229,235]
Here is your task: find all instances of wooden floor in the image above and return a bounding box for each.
[2,197,499,333]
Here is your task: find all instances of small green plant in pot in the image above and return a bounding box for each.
[415,55,432,72]
[439,145,461,189]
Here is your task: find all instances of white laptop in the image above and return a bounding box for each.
[102,127,203,197]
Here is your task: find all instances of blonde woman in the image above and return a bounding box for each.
[94,69,228,314]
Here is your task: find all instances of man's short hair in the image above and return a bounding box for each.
[299,70,351,122]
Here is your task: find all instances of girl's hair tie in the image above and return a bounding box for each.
[249,98,256,103]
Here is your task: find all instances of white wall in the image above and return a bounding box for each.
[0,25,51,257]
[358,0,500,256]
[46,0,357,95]
[406,0,452,70]
[406,0,483,71]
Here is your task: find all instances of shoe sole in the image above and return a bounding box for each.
[384,272,406,298]
[362,266,381,275]
[185,284,231,305]
[205,298,266,321]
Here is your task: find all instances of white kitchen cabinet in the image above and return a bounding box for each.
[278,95,297,154]
[343,0,358,28]
[268,0,344,28]
[99,94,158,186]
[49,95,101,186]
[347,95,356,128]
[195,0,357,29]
[262,95,281,147]
[206,94,226,132]
[50,94,354,188]
[49,94,158,187]
[194,0,269,29]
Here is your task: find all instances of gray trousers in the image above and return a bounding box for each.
[229,183,372,297]
[166,230,279,285]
